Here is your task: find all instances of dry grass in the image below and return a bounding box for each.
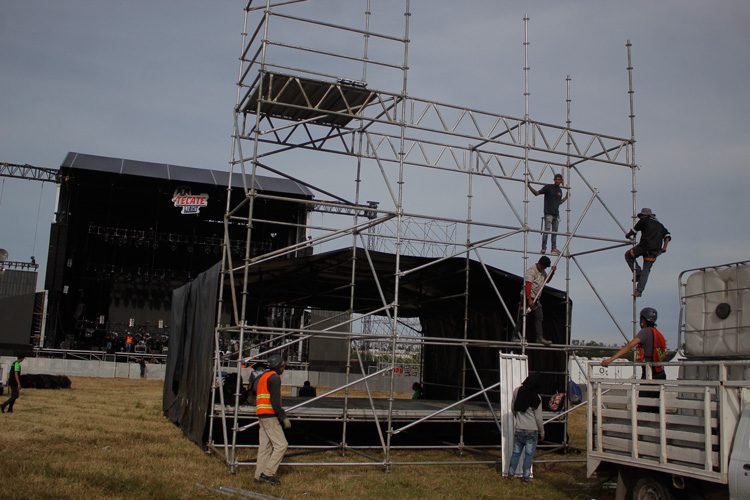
[0,378,614,500]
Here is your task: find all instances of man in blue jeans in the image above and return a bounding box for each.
[528,173,567,255]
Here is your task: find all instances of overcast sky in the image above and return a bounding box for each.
[1,1,748,347]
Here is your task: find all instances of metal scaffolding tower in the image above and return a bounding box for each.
[209,0,639,472]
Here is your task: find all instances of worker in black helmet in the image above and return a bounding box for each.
[602,307,667,380]
[253,354,290,486]
[602,307,667,412]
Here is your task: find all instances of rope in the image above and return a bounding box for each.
[32,183,45,256]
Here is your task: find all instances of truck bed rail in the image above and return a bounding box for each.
[587,359,749,485]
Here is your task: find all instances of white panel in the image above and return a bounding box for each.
[499,352,528,476]
[729,403,750,500]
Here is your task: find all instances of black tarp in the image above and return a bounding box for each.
[165,249,570,447]
[163,262,221,447]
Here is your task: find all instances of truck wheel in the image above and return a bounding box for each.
[632,476,675,500]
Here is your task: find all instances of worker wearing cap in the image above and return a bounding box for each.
[511,256,556,345]
[528,173,568,255]
[625,208,671,297]
[253,355,290,486]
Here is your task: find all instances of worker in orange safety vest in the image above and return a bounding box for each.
[253,354,291,486]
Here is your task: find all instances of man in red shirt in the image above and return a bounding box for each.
[511,256,556,345]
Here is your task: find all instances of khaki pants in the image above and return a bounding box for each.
[255,417,288,479]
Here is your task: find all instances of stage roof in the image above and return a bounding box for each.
[61,152,313,198]
[230,247,567,318]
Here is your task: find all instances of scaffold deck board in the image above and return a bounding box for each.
[243,71,376,126]
[217,397,500,422]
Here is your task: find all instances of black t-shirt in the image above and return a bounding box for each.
[7,361,21,388]
[539,184,563,216]
[635,327,654,361]
[634,217,670,251]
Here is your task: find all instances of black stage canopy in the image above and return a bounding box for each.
[61,152,313,197]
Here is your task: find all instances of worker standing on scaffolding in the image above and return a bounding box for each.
[254,355,291,486]
[512,256,556,345]
[624,208,671,297]
[527,173,567,255]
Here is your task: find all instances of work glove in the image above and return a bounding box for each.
[282,418,292,430]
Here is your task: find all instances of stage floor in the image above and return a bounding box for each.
[217,397,502,423]
[212,397,564,447]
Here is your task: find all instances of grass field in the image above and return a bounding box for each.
[0,377,615,500]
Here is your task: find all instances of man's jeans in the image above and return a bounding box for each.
[511,305,544,343]
[542,214,559,250]
[625,245,658,292]
[508,429,539,480]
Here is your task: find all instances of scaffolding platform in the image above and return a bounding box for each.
[242,72,377,127]
[219,397,499,423]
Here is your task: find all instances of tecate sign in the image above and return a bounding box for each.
[172,186,209,214]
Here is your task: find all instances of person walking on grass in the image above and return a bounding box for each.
[528,173,567,255]
[254,355,291,486]
[507,373,545,484]
[1,355,26,413]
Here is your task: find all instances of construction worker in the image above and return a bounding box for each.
[511,256,556,345]
[528,173,568,255]
[602,307,667,380]
[625,208,671,297]
[253,355,291,486]
[602,307,667,412]
[1,355,26,413]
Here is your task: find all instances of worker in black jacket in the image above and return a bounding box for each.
[625,208,671,297]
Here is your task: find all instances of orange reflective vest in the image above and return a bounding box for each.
[256,371,279,416]
[126,336,133,344]
[637,326,667,373]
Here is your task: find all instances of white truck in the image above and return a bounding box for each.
[586,260,750,500]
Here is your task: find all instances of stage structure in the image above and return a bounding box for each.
[206,0,642,472]
[43,152,313,353]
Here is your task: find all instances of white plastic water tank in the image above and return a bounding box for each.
[683,262,750,357]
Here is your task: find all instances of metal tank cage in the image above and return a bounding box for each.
[209,0,642,473]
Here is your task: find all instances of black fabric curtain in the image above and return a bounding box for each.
[162,262,221,447]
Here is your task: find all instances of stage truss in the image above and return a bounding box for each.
[209,0,641,473]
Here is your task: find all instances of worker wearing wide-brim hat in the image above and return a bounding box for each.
[625,208,671,297]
